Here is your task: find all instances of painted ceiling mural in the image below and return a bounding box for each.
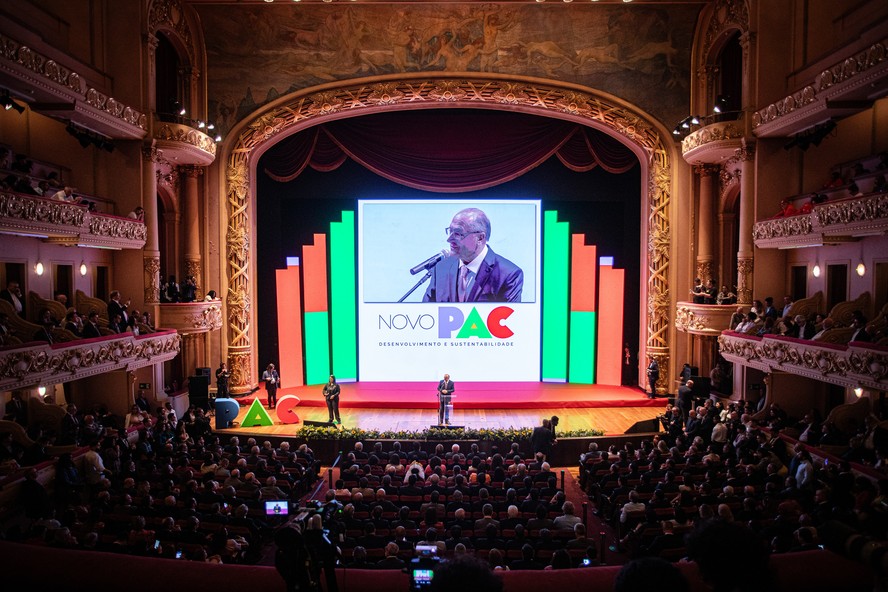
[197,4,701,135]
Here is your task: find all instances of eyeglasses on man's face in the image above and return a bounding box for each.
[445,227,481,240]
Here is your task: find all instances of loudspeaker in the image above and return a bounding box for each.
[196,367,211,378]
[430,424,464,430]
[624,418,661,434]
[188,375,209,409]
[303,420,334,427]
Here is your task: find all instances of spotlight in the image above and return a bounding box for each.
[672,127,681,136]
[713,95,729,113]
[690,115,700,125]
[681,118,691,129]
[207,122,215,130]
[197,121,205,129]
[214,133,222,142]
[1,90,25,114]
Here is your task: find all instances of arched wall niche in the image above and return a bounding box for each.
[218,74,677,395]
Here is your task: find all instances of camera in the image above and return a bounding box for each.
[407,545,440,591]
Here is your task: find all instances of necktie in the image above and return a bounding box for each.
[458,265,469,302]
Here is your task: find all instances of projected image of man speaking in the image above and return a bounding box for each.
[423,207,523,303]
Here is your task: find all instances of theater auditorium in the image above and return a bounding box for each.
[0,1,887,590]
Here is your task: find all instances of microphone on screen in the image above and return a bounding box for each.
[409,250,449,275]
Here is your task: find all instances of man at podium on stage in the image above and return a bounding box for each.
[437,373,455,425]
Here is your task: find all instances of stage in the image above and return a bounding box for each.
[213,382,667,438]
[232,381,661,410]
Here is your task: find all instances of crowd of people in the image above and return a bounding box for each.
[0,148,101,211]
[0,283,156,346]
[579,396,888,567]
[320,439,598,572]
[729,294,882,345]
[3,406,321,565]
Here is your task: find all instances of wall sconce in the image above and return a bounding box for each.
[854,387,864,398]
[37,385,46,397]
[35,261,44,276]
[80,261,88,276]
[856,262,866,277]
[812,264,821,278]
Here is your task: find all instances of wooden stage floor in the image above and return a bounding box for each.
[214,402,667,439]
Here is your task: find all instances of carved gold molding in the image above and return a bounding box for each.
[701,0,749,64]
[223,76,673,393]
[753,38,888,130]
[675,302,737,337]
[0,32,146,130]
[159,301,223,334]
[0,191,86,228]
[0,191,147,249]
[154,121,217,165]
[718,332,888,391]
[681,121,743,155]
[144,256,161,304]
[185,259,202,299]
[148,0,195,64]
[0,330,180,391]
[736,257,753,305]
[753,192,888,248]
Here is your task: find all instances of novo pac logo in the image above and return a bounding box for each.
[438,306,514,339]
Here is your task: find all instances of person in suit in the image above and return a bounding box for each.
[322,374,341,424]
[106,291,130,327]
[437,373,454,425]
[262,363,280,409]
[646,355,660,398]
[423,208,523,303]
[82,310,102,338]
[677,380,694,421]
[0,280,25,317]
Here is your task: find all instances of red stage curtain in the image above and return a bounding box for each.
[262,110,636,191]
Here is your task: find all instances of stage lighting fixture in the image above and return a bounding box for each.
[214,133,222,142]
[681,117,691,129]
[197,120,205,129]
[713,95,729,113]
[207,122,215,130]
[690,115,700,125]
[672,127,681,136]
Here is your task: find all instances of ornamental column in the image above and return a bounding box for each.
[736,140,756,305]
[695,164,718,284]
[182,165,203,298]
[142,144,161,304]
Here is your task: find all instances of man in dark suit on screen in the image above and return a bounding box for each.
[423,208,523,303]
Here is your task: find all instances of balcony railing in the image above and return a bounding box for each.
[0,330,180,391]
[717,331,888,391]
[158,301,223,335]
[675,302,738,336]
[680,111,746,165]
[0,191,147,249]
[753,191,888,249]
[153,114,217,166]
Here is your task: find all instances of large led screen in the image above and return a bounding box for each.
[358,199,541,381]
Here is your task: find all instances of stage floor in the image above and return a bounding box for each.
[235,381,659,410]
[214,382,667,438]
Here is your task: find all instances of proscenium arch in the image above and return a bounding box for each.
[221,74,675,395]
